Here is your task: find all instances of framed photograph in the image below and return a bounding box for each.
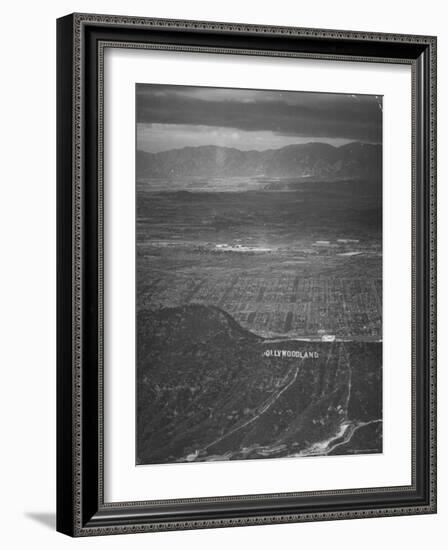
[56,13,437,536]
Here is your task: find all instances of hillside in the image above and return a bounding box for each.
[136,305,382,464]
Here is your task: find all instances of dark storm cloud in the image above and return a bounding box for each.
[136,84,382,143]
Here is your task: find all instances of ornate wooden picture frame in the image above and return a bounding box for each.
[57,13,436,537]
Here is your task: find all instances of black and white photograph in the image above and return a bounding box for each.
[51,7,438,539]
[135,83,383,465]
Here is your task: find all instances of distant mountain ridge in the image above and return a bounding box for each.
[137,141,381,180]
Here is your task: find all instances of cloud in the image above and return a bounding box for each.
[136,84,382,143]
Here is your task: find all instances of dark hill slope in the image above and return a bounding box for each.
[137,305,382,464]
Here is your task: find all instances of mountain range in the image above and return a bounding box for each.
[137,141,381,180]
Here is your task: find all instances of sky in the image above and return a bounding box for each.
[136,84,382,153]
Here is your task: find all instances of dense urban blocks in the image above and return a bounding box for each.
[140,272,381,340]
[136,186,382,341]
